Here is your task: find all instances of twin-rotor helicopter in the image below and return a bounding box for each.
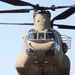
[0,0,75,75]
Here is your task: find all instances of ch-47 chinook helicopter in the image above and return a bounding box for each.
[0,0,75,75]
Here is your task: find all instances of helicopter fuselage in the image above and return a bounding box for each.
[15,29,70,75]
[15,11,70,75]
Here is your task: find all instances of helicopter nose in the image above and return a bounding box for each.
[27,41,55,53]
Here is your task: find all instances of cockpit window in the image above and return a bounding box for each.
[46,33,55,40]
[27,32,55,40]
[27,33,37,40]
[28,29,38,33]
[38,33,44,39]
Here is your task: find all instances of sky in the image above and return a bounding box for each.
[0,0,75,75]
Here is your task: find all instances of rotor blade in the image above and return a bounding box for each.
[52,8,75,22]
[1,0,35,7]
[0,9,33,13]
[54,24,75,29]
[50,5,75,10]
[0,23,33,25]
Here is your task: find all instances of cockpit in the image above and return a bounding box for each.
[27,32,55,40]
[25,29,61,57]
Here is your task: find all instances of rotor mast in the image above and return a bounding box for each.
[33,11,51,31]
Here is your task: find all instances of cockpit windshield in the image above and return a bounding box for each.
[27,32,55,40]
[46,33,55,40]
[38,33,44,39]
[27,33,37,40]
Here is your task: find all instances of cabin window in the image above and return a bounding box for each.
[27,33,37,40]
[46,33,55,40]
[38,33,44,39]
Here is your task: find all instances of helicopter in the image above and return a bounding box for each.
[0,0,75,75]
